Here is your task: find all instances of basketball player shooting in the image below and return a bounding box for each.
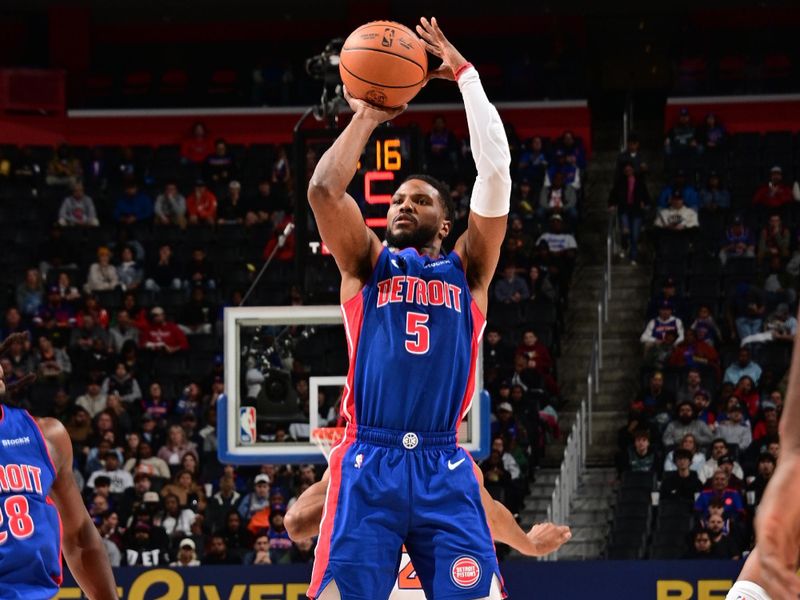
[725,306,800,600]
[306,16,554,600]
[0,332,117,599]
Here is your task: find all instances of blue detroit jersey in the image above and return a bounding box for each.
[0,405,62,599]
[340,246,485,433]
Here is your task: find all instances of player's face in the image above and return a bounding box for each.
[385,180,449,251]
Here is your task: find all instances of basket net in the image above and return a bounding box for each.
[311,427,345,463]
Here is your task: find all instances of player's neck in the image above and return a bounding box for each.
[388,243,442,258]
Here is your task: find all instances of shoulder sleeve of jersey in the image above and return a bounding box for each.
[448,250,465,273]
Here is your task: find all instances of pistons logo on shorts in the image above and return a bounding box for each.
[450,555,481,589]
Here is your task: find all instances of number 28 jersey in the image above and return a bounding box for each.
[0,405,62,599]
[340,246,485,433]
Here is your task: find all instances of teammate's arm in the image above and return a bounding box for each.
[285,469,330,541]
[40,418,118,600]
[751,305,800,599]
[417,17,511,315]
[308,94,406,299]
[473,463,571,557]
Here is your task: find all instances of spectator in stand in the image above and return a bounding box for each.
[205,475,241,533]
[266,510,293,564]
[261,214,295,264]
[238,474,271,522]
[181,122,214,165]
[715,402,752,452]
[646,277,689,323]
[179,287,214,335]
[202,535,239,565]
[158,424,198,469]
[719,215,755,266]
[154,181,187,228]
[102,361,142,406]
[33,285,77,338]
[116,245,142,292]
[633,371,674,426]
[204,138,236,188]
[684,529,714,559]
[217,181,246,225]
[33,334,71,384]
[697,113,727,154]
[509,179,535,223]
[185,248,216,290]
[187,179,218,226]
[706,513,740,559]
[752,401,779,444]
[170,539,200,567]
[746,452,776,507]
[160,470,206,511]
[557,130,586,171]
[76,377,107,417]
[616,132,648,176]
[757,213,790,267]
[245,178,288,227]
[124,521,171,566]
[536,214,577,266]
[114,180,154,225]
[727,283,766,341]
[46,144,82,187]
[698,170,731,218]
[692,389,716,426]
[537,171,577,223]
[16,267,44,318]
[242,534,272,565]
[609,161,650,265]
[58,182,99,227]
[618,429,659,476]
[83,147,109,193]
[144,243,183,293]
[761,255,797,310]
[664,107,699,156]
[691,304,723,348]
[752,165,793,210]
[658,170,700,209]
[139,306,189,354]
[159,493,196,543]
[663,433,706,473]
[694,469,745,521]
[741,302,797,347]
[655,188,699,232]
[660,448,702,503]
[85,246,120,294]
[699,439,745,484]
[494,263,529,305]
[124,440,170,481]
[109,309,139,354]
[668,329,720,378]
[517,136,548,184]
[425,115,458,182]
[13,146,43,186]
[663,400,714,449]
[87,450,134,494]
[641,300,684,350]
[723,347,762,386]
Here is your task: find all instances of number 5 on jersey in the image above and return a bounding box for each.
[405,312,430,354]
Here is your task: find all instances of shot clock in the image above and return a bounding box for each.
[293,125,423,287]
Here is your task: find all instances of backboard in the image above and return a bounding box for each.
[218,305,488,464]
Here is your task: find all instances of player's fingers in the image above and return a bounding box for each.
[430,17,448,42]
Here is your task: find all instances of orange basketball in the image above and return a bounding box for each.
[339,20,428,108]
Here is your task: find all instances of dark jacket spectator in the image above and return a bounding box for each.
[114,183,154,225]
[659,449,702,503]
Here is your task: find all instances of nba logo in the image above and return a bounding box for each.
[240,407,257,444]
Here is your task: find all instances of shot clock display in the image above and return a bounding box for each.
[293,126,423,276]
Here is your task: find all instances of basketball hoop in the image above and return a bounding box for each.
[311,427,345,462]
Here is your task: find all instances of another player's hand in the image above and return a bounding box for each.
[755,451,800,600]
[525,522,571,557]
[416,17,468,85]
[343,86,406,123]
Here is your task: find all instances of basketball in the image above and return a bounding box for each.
[339,20,428,108]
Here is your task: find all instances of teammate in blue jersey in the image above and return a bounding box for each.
[0,333,117,599]
[306,17,543,600]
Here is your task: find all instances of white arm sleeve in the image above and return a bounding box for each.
[458,66,512,218]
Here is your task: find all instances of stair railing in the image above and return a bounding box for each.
[545,212,614,559]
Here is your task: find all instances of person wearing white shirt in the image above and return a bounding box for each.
[655,190,699,230]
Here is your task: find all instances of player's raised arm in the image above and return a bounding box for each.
[308,93,406,297]
[40,418,118,600]
[417,17,511,313]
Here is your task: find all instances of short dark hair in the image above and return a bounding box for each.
[403,174,455,224]
[633,429,650,441]
[674,448,693,462]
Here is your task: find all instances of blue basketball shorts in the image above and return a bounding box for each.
[308,424,506,600]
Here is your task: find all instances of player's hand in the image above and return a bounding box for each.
[343,86,406,123]
[525,522,571,557]
[0,331,28,357]
[755,452,800,600]
[416,17,469,85]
